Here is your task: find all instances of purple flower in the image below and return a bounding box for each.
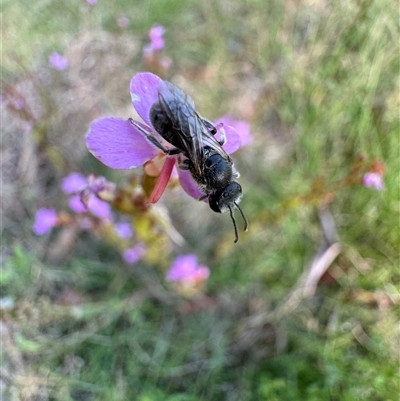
[33,208,58,235]
[61,173,87,194]
[61,172,112,219]
[87,194,112,219]
[363,172,385,191]
[49,52,69,71]
[86,72,243,203]
[115,222,133,239]
[166,254,210,285]
[86,0,97,5]
[123,243,146,264]
[148,25,165,51]
[86,174,115,194]
[69,195,88,213]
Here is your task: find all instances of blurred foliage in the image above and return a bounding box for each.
[2,0,399,400]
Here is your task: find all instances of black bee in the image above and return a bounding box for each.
[129,80,248,242]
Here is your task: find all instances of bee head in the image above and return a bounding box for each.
[208,182,242,214]
[208,182,248,243]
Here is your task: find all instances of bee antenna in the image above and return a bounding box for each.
[234,202,249,232]
[228,205,239,243]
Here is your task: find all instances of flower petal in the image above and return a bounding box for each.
[33,208,58,235]
[178,169,204,200]
[363,172,385,191]
[233,120,252,146]
[86,117,158,169]
[87,194,112,219]
[221,126,241,154]
[115,222,134,239]
[61,173,87,194]
[69,195,88,213]
[130,72,164,126]
[213,121,242,154]
[149,157,176,203]
[166,254,199,281]
[149,25,165,51]
[49,52,69,71]
[195,266,210,281]
[123,243,147,264]
[214,115,252,147]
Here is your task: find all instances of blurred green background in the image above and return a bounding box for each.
[2,0,399,400]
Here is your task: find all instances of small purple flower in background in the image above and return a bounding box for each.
[33,208,58,235]
[148,25,165,51]
[86,195,112,219]
[142,25,167,61]
[68,195,88,214]
[86,72,245,204]
[115,222,133,239]
[61,172,112,219]
[142,25,172,73]
[166,254,210,287]
[363,172,385,191]
[86,174,116,195]
[123,243,147,264]
[116,14,130,29]
[86,0,97,5]
[49,52,69,71]
[61,172,87,194]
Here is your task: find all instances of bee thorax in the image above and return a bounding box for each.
[203,153,233,190]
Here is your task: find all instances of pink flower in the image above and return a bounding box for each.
[166,254,210,286]
[148,25,165,51]
[86,72,244,203]
[33,208,58,235]
[363,172,385,191]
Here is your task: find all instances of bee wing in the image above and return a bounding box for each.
[158,81,231,176]
[158,82,206,173]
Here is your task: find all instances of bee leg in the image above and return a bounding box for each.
[201,117,218,135]
[128,118,181,156]
[199,117,226,145]
[217,124,227,146]
[177,159,191,171]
